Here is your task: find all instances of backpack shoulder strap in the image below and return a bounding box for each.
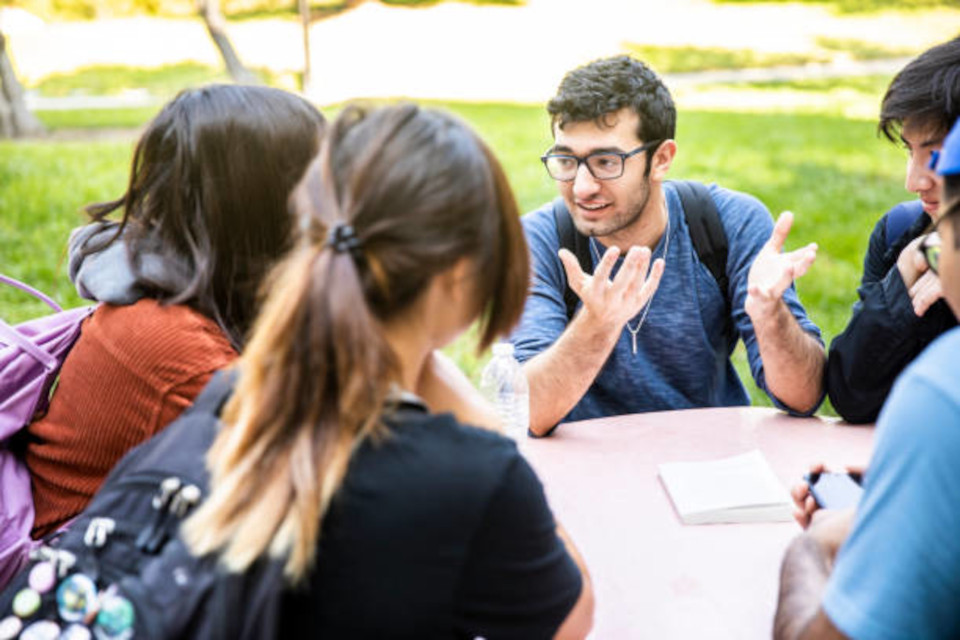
[185,369,237,418]
[0,273,62,313]
[884,200,925,252]
[551,197,592,321]
[672,180,729,300]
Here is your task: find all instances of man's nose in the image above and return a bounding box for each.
[906,154,936,194]
[572,162,601,200]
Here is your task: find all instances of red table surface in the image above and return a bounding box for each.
[522,407,875,640]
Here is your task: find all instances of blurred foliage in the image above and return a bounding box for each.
[0,0,522,20]
[30,62,278,97]
[710,0,956,13]
[626,39,919,75]
[815,37,918,60]
[625,45,829,73]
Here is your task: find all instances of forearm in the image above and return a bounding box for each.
[752,301,825,414]
[524,309,620,435]
[775,535,845,640]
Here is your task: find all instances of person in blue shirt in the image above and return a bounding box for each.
[826,37,960,424]
[509,55,825,435]
[775,116,960,640]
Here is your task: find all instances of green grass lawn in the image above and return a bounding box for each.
[1,99,908,415]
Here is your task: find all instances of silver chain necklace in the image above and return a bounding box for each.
[589,213,670,356]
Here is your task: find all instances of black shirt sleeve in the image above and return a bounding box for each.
[454,451,582,640]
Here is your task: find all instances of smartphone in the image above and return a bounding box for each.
[804,471,863,510]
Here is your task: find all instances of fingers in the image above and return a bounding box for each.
[786,243,818,279]
[558,248,587,298]
[768,210,795,253]
[610,246,652,300]
[908,270,944,317]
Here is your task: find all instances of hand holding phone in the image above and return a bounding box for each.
[803,471,863,510]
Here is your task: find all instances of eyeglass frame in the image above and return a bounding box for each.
[920,230,942,274]
[540,139,663,182]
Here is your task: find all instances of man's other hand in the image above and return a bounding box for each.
[746,211,818,320]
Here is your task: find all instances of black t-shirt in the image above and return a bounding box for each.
[279,408,582,639]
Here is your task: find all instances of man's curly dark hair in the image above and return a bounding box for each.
[547,55,677,155]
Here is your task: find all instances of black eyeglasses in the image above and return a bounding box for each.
[540,140,662,182]
[920,230,942,274]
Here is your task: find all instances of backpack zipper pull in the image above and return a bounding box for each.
[144,484,202,554]
[83,517,116,549]
[137,477,183,552]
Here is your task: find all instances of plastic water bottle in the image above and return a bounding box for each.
[480,342,530,446]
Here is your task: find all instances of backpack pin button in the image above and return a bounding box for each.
[56,574,98,623]
[93,593,134,640]
[60,623,93,640]
[17,620,60,640]
[0,615,22,640]
[11,588,40,618]
[28,562,56,594]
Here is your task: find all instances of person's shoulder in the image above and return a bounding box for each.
[91,300,235,362]
[390,411,518,468]
[702,183,770,219]
[520,199,565,259]
[905,326,960,386]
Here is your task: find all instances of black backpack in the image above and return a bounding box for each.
[553,180,729,320]
[0,371,284,640]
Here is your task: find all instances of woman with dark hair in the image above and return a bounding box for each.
[25,84,326,539]
[183,103,594,638]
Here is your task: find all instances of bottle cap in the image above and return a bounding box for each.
[492,342,515,356]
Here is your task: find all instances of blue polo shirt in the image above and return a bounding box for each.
[509,181,822,423]
[823,326,960,639]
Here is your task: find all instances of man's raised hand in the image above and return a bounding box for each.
[746,211,818,318]
[558,244,665,330]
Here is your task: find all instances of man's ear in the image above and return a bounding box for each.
[649,139,677,182]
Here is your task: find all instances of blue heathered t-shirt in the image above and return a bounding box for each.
[822,326,960,640]
[509,181,822,423]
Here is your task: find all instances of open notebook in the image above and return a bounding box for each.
[658,450,794,525]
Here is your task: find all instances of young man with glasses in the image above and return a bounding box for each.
[509,55,825,435]
[825,37,960,424]
[775,117,960,640]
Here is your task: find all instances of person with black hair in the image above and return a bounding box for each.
[509,55,825,435]
[826,36,960,424]
[775,115,960,640]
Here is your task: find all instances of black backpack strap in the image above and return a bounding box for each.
[551,197,592,320]
[672,180,729,302]
[884,200,926,254]
[184,369,237,418]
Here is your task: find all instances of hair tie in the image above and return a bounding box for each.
[325,224,364,255]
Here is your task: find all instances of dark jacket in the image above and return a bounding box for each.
[826,202,956,423]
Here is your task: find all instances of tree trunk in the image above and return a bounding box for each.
[0,30,44,138]
[196,0,259,85]
[299,0,312,94]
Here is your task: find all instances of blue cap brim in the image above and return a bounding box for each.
[935,117,960,176]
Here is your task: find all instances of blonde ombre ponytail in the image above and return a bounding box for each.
[183,103,531,584]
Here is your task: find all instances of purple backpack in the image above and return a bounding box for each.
[0,273,95,590]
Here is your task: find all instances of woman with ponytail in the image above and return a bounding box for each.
[184,103,594,639]
[25,85,325,539]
